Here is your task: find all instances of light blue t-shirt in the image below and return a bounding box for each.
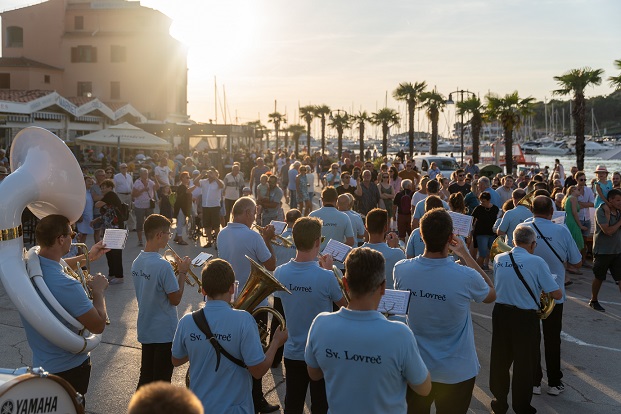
[305,308,428,414]
[594,180,613,208]
[343,210,365,245]
[309,206,355,250]
[274,260,343,360]
[498,205,532,246]
[217,223,272,289]
[361,242,405,289]
[413,197,449,219]
[21,256,93,373]
[393,256,489,384]
[517,217,582,304]
[132,251,180,344]
[494,247,560,310]
[405,228,425,258]
[172,301,265,413]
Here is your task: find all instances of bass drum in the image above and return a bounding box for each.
[0,368,84,414]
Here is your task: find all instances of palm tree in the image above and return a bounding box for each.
[485,91,535,174]
[329,111,351,159]
[268,111,285,151]
[609,59,621,90]
[287,124,306,159]
[393,81,427,158]
[371,108,400,157]
[457,96,484,164]
[299,105,315,155]
[352,111,372,158]
[553,67,604,171]
[313,104,331,155]
[245,120,268,150]
[419,90,446,155]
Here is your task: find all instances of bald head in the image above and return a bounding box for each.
[337,194,351,211]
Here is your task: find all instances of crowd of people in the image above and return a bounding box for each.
[5,143,621,414]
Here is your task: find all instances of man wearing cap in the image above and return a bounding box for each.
[324,163,341,187]
[593,165,613,209]
[114,164,135,231]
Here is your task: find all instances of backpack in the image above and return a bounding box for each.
[399,191,412,215]
[117,202,130,222]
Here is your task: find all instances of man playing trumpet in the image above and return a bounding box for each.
[23,214,110,402]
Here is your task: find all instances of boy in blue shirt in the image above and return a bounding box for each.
[172,259,288,413]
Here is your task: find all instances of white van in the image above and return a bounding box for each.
[412,155,460,177]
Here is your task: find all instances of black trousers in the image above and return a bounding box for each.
[407,376,475,414]
[284,358,328,414]
[137,342,174,390]
[534,303,564,387]
[54,357,91,406]
[490,304,539,414]
[225,198,236,224]
[105,248,124,278]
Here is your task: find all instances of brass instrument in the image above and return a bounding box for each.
[489,235,555,319]
[517,190,537,210]
[164,243,203,293]
[67,243,110,325]
[253,224,294,248]
[234,256,291,350]
[332,265,349,304]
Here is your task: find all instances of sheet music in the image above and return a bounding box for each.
[321,239,352,262]
[551,211,566,224]
[102,229,128,250]
[192,252,213,267]
[449,211,473,237]
[378,289,411,315]
[270,220,287,235]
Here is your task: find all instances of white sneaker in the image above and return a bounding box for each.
[533,385,541,395]
[547,383,565,396]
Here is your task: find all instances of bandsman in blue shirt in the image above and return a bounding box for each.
[305,248,431,413]
[274,217,347,413]
[490,226,562,414]
[172,259,287,413]
[394,208,495,413]
[405,196,445,258]
[132,214,191,389]
[497,189,531,246]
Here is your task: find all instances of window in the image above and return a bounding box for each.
[110,45,126,63]
[0,73,10,89]
[75,16,84,30]
[110,82,120,99]
[6,26,23,48]
[71,46,97,63]
[77,82,92,97]
[44,75,50,84]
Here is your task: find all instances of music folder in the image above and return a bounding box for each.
[102,229,129,249]
[378,289,411,315]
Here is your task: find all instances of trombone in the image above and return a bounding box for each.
[253,224,294,248]
[164,243,203,293]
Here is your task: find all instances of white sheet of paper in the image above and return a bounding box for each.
[378,289,411,315]
[321,239,352,262]
[449,211,474,237]
[102,229,128,250]
[270,220,287,235]
[192,252,213,267]
[551,211,566,224]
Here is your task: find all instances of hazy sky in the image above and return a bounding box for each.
[2,0,621,136]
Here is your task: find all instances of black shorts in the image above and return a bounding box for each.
[202,206,221,230]
[593,253,621,282]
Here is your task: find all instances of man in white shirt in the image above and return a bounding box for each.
[194,168,224,248]
[223,163,245,224]
[154,157,173,189]
[114,163,135,231]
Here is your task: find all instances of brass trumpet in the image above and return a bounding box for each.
[164,243,203,293]
[68,242,110,325]
[332,265,349,304]
[253,224,294,248]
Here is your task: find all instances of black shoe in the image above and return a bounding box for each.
[589,300,605,312]
[254,398,279,413]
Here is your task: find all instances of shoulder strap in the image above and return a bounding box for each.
[191,309,246,371]
[531,222,564,264]
[508,253,543,311]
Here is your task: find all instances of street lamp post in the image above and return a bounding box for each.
[446,89,476,166]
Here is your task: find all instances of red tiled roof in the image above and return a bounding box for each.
[102,101,129,110]
[0,57,62,71]
[66,96,97,106]
[0,90,55,103]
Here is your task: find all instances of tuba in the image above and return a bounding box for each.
[0,127,101,354]
[488,235,555,320]
[233,256,291,350]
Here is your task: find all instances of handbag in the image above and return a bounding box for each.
[149,199,155,209]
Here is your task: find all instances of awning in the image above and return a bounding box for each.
[75,122,172,150]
